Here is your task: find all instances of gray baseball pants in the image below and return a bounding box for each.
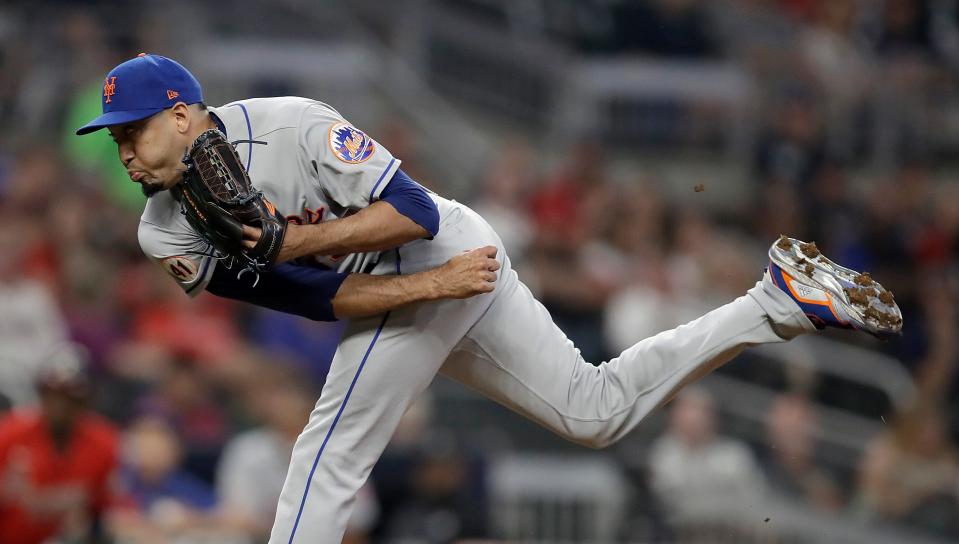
[268,200,813,544]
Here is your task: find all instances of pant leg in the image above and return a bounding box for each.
[267,312,438,544]
[269,204,504,544]
[440,254,814,449]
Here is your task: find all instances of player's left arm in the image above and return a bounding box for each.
[206,246,499,320]
[243,169,439,263]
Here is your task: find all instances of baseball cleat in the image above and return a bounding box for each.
[766,235,903,339]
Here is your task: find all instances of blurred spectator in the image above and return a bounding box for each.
[854,401,959,537]
[52,190,137,367]
[797,0,872,157]
[373,393,433,538]
[754,89,825,188]
[877,0,936,60]
[374,394,487,543]
[853,167,926,359]
[527,142,617,361]
[648,386,766,522]
[602,184,674,352]
[528,141,612,245]
[0,344,119,544]
[380,430,487,543]
[20,10,113,138]
[137,361,230,484]
[109,414,222,542]
[217,367,381,542]
[799,0,871,96]
[606,182,666,263]
[913,181,959,270]
[604,188,760,354]
[911,269,958,409]
[754,180,809,249]
[246,309,347,384]
[603,270,674,354]
[761,393,844,512]
[0,214,69,408]
[471,139,536,267]
[128,272,244,363]
[804,161,868,268]
[375,118,435,191]
[666,207,759,309]
[713,0,798,78]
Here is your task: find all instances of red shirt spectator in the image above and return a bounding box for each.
[528,142,612,245]
[0,353,120,544]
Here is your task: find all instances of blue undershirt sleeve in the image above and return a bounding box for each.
[205,262,349,321]
[378,168,439,238]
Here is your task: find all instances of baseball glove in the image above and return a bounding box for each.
[172,129,287,281]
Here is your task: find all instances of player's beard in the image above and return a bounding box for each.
[140,177,166,197]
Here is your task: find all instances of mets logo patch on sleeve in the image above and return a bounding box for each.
[329,122,375,164]
[160,256,200,283]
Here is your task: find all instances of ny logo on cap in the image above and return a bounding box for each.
[103,76,117,103]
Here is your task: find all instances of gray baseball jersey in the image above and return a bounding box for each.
[138,96,403,294]
[133,97,810,544]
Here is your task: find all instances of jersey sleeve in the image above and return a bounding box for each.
[299,104,401,210]
[379,168,440,238]
[205,261,348,322]
[138,219,217,298]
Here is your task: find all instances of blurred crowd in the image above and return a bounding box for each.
[1,0,959,543]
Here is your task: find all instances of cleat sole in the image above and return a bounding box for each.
[770,236,903,339]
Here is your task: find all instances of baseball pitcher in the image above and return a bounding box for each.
[76,54,902,544]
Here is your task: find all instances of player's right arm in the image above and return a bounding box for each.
[205,246,499,320]
[241,104,438,262]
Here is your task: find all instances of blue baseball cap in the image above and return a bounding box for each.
[75,53,203,135]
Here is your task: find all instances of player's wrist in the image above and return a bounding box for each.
[417,268,445,301]
[277,224,308,262]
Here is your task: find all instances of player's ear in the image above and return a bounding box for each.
[170,102,191,135]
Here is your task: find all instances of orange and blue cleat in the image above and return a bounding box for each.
[766,236,903,339]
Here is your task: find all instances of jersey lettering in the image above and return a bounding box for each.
[287,206,325,225]
[160,256,200,282]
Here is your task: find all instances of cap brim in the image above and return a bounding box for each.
[75,108,165,135]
